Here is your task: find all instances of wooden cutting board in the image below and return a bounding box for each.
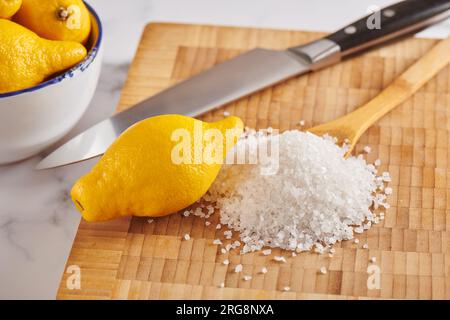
[57,23,450,300]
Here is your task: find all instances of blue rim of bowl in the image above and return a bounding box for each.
[0,1,103,99]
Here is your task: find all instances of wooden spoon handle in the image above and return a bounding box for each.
[345,36,450,138]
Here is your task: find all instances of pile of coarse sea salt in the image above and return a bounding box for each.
[190,128,391,256]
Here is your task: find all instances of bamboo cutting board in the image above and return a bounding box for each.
[57,23,450,300]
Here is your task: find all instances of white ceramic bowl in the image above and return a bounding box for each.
[0,2,103,165]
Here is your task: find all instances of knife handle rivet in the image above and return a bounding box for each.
[383,9,396,18]
[344,26,357,34]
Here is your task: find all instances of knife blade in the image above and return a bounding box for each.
[37,0,450,169]
[36,49,312,170]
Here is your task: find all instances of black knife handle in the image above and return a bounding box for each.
[326,0,450,56]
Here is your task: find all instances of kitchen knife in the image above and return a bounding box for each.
[36,0,450,170]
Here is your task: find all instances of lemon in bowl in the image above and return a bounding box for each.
[0,1,103,165]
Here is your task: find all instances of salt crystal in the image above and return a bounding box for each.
[329,248,336,254]
[221,248,227,254]
[354,226,364,234]
[243,275,252,281]
[147,219,154,224]
[363,243,369,249]
[183,234,191,241]
[273,256,286,263]
[354,239,359,244]
[363,146,371,153]
[213,239,222,245]
[223,111,230,116]
[223,259,230,265]
[370,257,377,263]
[381,172,392,182]
[299,120,305,126]
[205,221,211,226]
[262,249,272,256]
[384,187,393,195]
[314,243,325,254]
[292,252,297,257]
[261,267,268,274]
[216,224,222,230]
[319,267,327,274]
[283,286,290,292]
[234,264,243,273]
[374,159,381,166]
[183,210,190,217]
[219,282,225,288]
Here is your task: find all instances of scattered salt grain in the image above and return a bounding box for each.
[283,287,290,292]
[262,249,272,256]
[354,239,359,244]
[219,282,225,288]
[216,224,222,230]
[223,111,230,116]
[273,256,287,263]
[384,187,393,195]
[381,172,391,182]
[299,120,306,126]
[221,248,227,254]
[354,226,364,234]
[363,146,371,153]
[147,219,154,224]
[243,275,252,281]
[183,210,190,217]
[319,267,327,274]
[213,239,222,245]
[328,253,334,258]
[234,264,243,273]
[183,234,191,241]
[363,243,369,249]
[370,257,377,263]
[374,159,381,166]
[292,252,297,257]
[329,248,336,254]
[261,267,268,274]
[223,259,230,265]
[205,221,211,226]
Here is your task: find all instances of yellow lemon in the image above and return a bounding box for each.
[14,0,91,44]
[71,115,244,222]
[0,0,22,18]
[0,19,87,93]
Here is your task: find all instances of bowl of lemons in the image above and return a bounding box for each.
[0,0,103,165]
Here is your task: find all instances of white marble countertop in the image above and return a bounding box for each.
[1,0,449,299]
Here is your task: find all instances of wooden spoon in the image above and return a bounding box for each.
[308,36,450,157]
